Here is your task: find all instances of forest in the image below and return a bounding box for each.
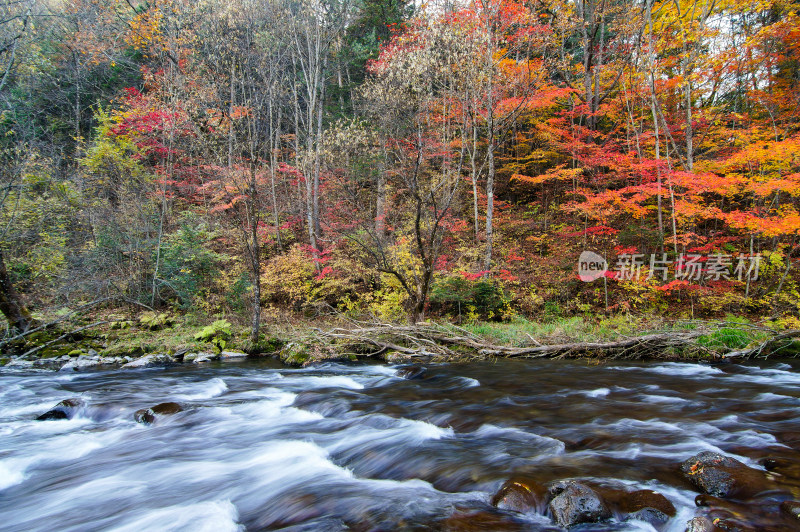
[0,0,799,357]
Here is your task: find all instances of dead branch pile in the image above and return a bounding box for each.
[314,322,724,361]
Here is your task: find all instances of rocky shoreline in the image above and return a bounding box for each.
[2,348,253,372]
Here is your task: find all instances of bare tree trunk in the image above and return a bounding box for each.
[470,119,480,243]
[483,19,496,272]
[647,0,664,249]
[0,249,35,332]
[375,138,386,236]
[269,100,283,252]
[248,177,261,346]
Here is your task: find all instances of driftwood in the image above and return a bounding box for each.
[314,321,800,361]
[21,321,110,358]
[315,322,717,361]
[0,297,116,349]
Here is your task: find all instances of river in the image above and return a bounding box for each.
[1,358,799,531]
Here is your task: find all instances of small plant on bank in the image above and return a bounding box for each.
[194,319,233,353]
[138,312,176,331]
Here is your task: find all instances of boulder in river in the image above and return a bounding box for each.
[134,402,183,425]
[59,355,103,371]
[781,500,800,522]
[762,456,800,481]
[122,353,173,369]
[220,350,248,359]
[547,481,611,528]
[36,398,85,420]
[5,357,33,368]
[679,451,770,498]
[396,365,426,380]
[189,352,218,363]
[440,508,529,531]
[620,489,676,525]
[491,478,547,514]
[685,516,715,532]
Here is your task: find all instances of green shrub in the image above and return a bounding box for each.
[138,311,175,331]
[194,319,232,353]
[430,275,510,321]
[157,214,226,309]
[697,327,752,350]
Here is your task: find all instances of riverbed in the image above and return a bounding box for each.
[1,359,799,531]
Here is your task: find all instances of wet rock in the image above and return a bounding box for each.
[627,507,671,525]
[133,408,155,424]
[5,357,33,368]
[220,350,247,359]
[685,516,715,532]
[172,347,190,361]
[440,508,529,531]
[134,402,183,424]
[36,398,85,420]
[781,500,800,521]
[192,352,218,363]
[762,457,800,480]
[680,451,769,498]
[272,517,349,531]
[59,356,102,371]
[620,489,676,524]
[32,357,64,369]
[396,365,426,380]
[491,478,547,514]
[547,481,611,528]
[122,353,172,369]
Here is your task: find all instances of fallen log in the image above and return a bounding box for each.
[315,322,715,361]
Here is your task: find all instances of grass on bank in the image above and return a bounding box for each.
[4,307,799,364]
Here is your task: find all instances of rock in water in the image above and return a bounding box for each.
[547,481,611,527]
[122,353,173,369]
[679,451,769,498]
[685,516,714,532]
[134,408,156,424]
[781,500,800,521]
[59,356,102,372]
[134,402,183,424]
[36,398,85,420]
[220,350,247,359]
[151,402,182,415]
[620,489,676,525]
[192,352,218,363]
[396,365,426,379]
[491,478,547,514]
[440,508,528,531]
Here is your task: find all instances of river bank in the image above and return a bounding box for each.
[2,313,799,373]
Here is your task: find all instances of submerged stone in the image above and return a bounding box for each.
[396,365,426,379]
[134,402,183,425]
[491,478,547,514]
[36,398,85,420]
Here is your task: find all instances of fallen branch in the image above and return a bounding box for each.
[313,321,714,361]
[723,329,800,359]
[21,321,110,358]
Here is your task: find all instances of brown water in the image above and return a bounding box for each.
[1,358,799,531]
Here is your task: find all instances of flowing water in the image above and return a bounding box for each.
[1,358,800,531]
